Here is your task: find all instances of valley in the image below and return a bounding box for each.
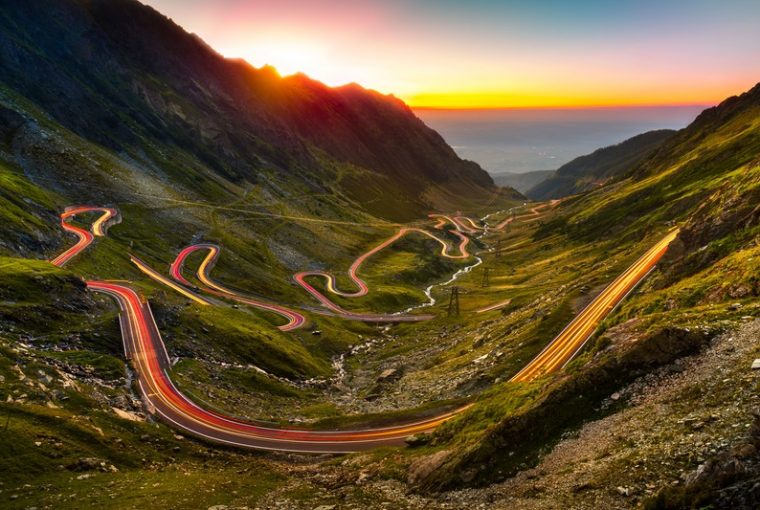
[43,199,678,454]
[0,1,758,508]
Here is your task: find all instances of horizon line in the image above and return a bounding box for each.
[409,102,717,111]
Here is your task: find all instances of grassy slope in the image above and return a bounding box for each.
[0,260,287,509]
[395,87,760,491]
[527,129,675,200]
[1,30,756,506]
[0,63,524,504]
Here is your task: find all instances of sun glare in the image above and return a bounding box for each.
[231,38,371,88]
[249,40,324,78]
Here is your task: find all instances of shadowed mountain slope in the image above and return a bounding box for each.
[0,0,518,221]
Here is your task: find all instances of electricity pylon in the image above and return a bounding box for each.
[447,286,460,317]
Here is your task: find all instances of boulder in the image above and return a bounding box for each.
[66,457,114,472]
[405,433,432,447]
[407,450,452,485]
[377,368,399,382]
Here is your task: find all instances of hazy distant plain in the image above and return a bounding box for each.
[415,106,707,175]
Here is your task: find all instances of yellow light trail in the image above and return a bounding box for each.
[130,255,212,306]
[511,229,679,382]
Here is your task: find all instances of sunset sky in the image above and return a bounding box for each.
[144,0,760,108]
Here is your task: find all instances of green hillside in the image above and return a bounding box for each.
[527,129,676,200]
[410,83,760,499]
[0,0,758,508]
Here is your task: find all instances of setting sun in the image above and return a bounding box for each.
[222,35,383,89]
[238,39,325,78]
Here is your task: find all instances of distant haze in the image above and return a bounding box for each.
[415,106,707,174]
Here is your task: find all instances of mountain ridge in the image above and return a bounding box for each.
[0,0,515,221]
[527,129,676,200]
[0,1,758,508]
[493,169,555,194]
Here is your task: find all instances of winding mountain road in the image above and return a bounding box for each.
[428,213,482,234]
[87,280,468,453]
[130,254,212,307]
[170,244,307,331]
[50,206,118,267]
[292,227,469,322]
[490,200,561,231]
[49,204,678,453]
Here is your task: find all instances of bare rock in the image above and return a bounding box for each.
[112,407,144,422]
[407,450,452,485]
[66,457,115,473]
[377,367,401,383]
[405,433,432,447]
